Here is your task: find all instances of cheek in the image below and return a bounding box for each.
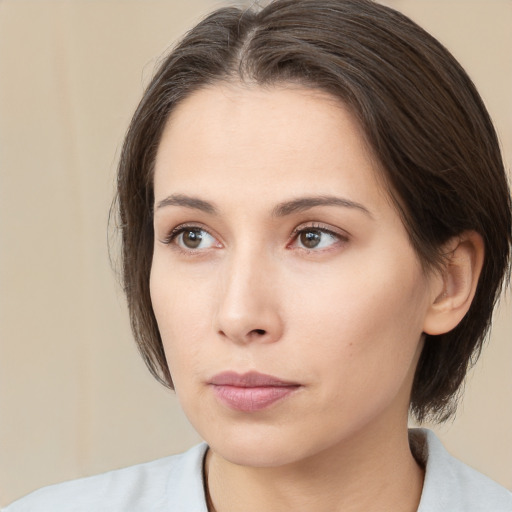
[286,253,429,381]
[149,260,213,376]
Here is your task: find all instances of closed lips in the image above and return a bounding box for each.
[209,371,300,387]
[209,371,301,412]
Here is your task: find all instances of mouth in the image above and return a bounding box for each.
[208,371,301,412]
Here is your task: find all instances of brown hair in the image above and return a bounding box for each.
[116,0,511,422]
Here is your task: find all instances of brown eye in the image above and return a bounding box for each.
[293,227,341,251]
[172,227,218,250]
[300,230,322,249]
[181,229,203,248]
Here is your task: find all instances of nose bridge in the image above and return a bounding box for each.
[215,242,282,344]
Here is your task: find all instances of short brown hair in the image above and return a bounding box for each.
[116,0,511,422]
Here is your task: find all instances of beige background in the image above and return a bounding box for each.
[0,0,510,506]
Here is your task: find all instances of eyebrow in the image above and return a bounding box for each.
[272,196,373,218]
[155,193,372,218]
[156,194,218,214]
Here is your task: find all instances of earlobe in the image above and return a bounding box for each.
[423,231,485,336]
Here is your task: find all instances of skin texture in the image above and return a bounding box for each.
[150,84,482,511]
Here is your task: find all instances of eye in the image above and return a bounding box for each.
[291,225,345,251]
[164,226,220,251]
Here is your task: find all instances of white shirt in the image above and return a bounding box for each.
[4,429,512,511]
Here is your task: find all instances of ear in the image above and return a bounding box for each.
[423,231,485,336]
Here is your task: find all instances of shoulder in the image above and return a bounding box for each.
[2,443,209,512]
[411,428,512,512]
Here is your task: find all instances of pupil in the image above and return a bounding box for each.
[301,230,321,248]
[183,230,202,248]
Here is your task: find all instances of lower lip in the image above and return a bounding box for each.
[211,385,299,412]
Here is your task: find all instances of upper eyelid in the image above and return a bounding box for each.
[288,223,350,252]
[158,221,350,246]
[160,223,217,244]
[291,222,350,239]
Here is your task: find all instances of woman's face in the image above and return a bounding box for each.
[150,84,437,467]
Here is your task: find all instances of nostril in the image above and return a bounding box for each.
[253,329,266,336]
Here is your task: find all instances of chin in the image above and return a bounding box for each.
[217,442,299,468]
[206,421,337,469]
[203,424,302,468]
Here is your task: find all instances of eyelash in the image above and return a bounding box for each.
[160,223,348,252]
[290,223,348,251]
[161,223,218,251]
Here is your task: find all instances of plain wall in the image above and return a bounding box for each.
[0,0,510,506]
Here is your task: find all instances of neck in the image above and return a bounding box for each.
[204,420,424,512]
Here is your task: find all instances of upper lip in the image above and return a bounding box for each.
[209,371,300,387]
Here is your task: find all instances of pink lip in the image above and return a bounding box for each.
[209,371,301,412]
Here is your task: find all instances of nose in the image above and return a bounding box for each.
[214,249,284,345]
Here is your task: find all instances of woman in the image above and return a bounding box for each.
[5,0,511,510]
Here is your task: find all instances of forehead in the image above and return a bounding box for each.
[153,83,388,209]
